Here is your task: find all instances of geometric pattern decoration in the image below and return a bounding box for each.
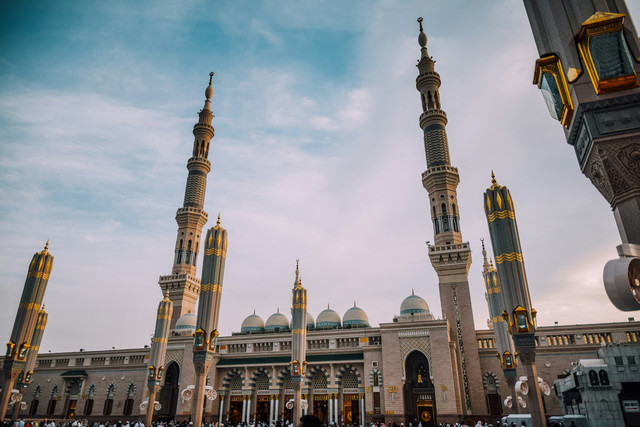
[336,365,361,388]
[249,368,271,390]
[399,335,432,378]
[304,366,330,388]
[221,368,244,389]
[164,349,184,370]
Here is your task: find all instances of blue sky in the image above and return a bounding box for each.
[1,1,639,352]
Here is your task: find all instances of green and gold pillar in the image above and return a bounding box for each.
[1,242,53,420]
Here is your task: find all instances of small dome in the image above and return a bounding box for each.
[343,305,369,328]
[316,307,341,328]
[305,312,315,329]
[241,313,265,333]
[265,311,290,332]
[174,313,196,335]
[400,293,431,316]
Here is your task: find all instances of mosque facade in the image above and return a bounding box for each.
[3,14,640,427]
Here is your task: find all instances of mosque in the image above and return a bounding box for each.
[3,15,640,427]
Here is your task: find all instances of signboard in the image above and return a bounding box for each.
[623,400,640,413]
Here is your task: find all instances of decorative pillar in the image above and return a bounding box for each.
[484,174,546,426]
[0,242,53,420]
[245,395,251,423]
[191,216,228,427]
[290,260,308,424]
[360,393,365,426]
[218,395,225,425]
[144,294,173,426]
[328,394,333,424]
[242,396,247,423]
[11,306,48,420]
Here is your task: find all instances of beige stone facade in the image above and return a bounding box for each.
[5,313,639,425]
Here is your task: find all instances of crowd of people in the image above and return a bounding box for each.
[0,418,575,427]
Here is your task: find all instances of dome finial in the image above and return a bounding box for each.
[217,213,221,226]
[417,17,427,48]
[412,288,415,296]
[491,170,497,186]
[205,72,214,102]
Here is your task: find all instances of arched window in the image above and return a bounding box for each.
[441,203,447,215]
[599,370,609,386]
[420,94,426,113]
[589,370,599,386]
[186,240,192,264]
[452,204,457,216]
[373,373,379,387]
[176,239,184,264]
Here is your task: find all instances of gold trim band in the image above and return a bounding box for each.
[487,210,515,222]
[495,252,523,264]
[201,283,222,293]
[205,248,227,258]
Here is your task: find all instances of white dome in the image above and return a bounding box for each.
[305,312,315,328]
[174,313,196,334]
[265,311,289,332]
[316,307,341,328]
[400,293,431,316]
[241,313,265,333]
[343,305,369,327]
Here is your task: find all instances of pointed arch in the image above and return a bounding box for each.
[221,368,244,389]
[305,365,329,388]
[336,364,361,387]
[249,367,272,389]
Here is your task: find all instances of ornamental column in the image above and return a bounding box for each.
[11,306,48,420]
[144,294,173,426]
[481,240,518,412]
[191,218,228,427]
[0,242,53,420]
[290,260,308,424]
[484,174,546,426]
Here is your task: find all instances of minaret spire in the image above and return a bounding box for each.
[159,73,217,328]
[414,19,485,416]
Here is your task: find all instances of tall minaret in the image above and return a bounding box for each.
[0,242,53,420]
[414,18,485,415]
[290,260,307,424]
[159,72,216,328]
[481,239,518,409]
[483,174,546,426]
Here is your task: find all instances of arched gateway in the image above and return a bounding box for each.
[403,351,436,427]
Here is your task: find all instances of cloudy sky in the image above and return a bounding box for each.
[1,1,639,353]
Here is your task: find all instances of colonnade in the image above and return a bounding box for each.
[217,390,365,425]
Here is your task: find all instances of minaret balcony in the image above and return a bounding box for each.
[416,71,441,89]
[419,109,447,129]
[187,157,212,172]
[193,122,214,139]
[421,165,460,190]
